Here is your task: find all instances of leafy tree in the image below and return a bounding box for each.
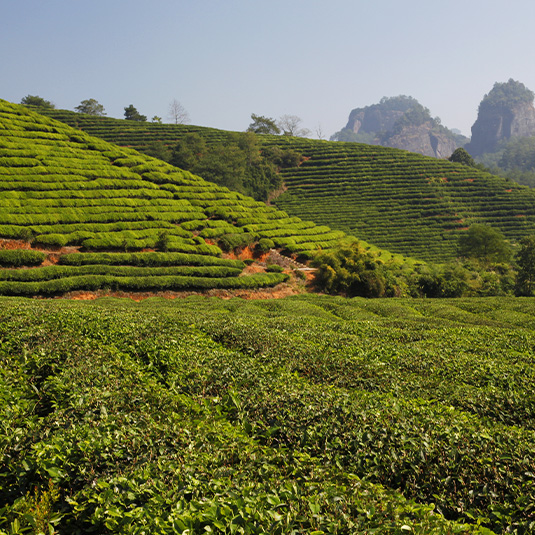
[479,79,534,113]
[168,132,297,200]
[458,224,512,263]
[151,116,162,123]
[142,140,171,162]
[20,95,55,109]
[278,115,310,137]
[75,98,106,116]
[499,136,535,172]
[247,114,281,135]
[168,99,189,125]
[169,133,207,170]
[312,244,387,297]
[448,147,476,167]
[261,145,302,169]
[193,144,246,192]
[124,105,146,122]
[515,235,535,295]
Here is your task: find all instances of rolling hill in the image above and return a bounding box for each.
[35,107,535,262]
[0,99,351,297]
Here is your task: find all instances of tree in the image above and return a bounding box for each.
[151,116,162,124]
[20,95,54,109]
[515,235,535,295]
[169,133,207,170]
[75,98,106,116]
[168,99,189,125]
[458,224,512,263]
[247,114,281,135]
[143,140,170,162]
[278,115,310,137]
[448,147,476,167]
[124,105,146,122]
[312,243,387,297]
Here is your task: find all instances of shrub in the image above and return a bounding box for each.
[219,233,255,253]
[266,264,284,273]
[0,249,46,267]
[256,238,275,252]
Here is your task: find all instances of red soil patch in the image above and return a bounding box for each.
[0,239,31,250]
[223,246,269,262]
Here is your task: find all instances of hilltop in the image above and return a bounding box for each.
[467,79,535,157]
[331,96,468,158]
[0,99,351,297]
[34,106,535,263]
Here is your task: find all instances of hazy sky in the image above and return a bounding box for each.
[2,0,535,138]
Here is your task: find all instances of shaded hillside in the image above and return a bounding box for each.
[0,100,350,296]
[332,96,468,158]
[34,107,535,263]
[467,79,535,157]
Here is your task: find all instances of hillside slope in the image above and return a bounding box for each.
[36,107,535,262]
[0,100,350,296]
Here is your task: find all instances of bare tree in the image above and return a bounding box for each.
[168,99,190,125]
[278,115,310,137]
[315,123,325,140]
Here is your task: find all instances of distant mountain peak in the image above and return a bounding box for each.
[332,95,467,158]
[466,79,535,156]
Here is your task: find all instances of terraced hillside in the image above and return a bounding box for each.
[0,100,349,296]
[37,107,535,262]
[271,139,535,262]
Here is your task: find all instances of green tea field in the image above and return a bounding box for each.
[2,295,535,534]
[36,107,535,263]
[0,100,353,297]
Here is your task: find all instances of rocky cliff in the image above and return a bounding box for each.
[384,122,459,159]
[467,102,535,156]
[334,96,466,159]
[466,79,535,156]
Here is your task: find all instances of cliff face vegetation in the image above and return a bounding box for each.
[332,96,467,158]
[467,79,535,156]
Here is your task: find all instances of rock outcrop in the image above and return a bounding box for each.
[384,122,459,159]
[346,107,405,136]
[467,102,535,156]
[466,79,535,156]
[334,96,467,159]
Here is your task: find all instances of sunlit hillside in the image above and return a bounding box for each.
[0,100,351,296]
[38,107,535,262]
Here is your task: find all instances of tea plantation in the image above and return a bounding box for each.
[35,107,535,263]
[0,100,351,296]
[3,295,535,533]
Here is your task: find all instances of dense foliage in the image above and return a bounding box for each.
[458,224,512,263]
[311,240,517,298]
[478,79,534,113]
[169,132,301,201]
[20,95,55,109]
[75,99,106,116]
[2,295,535,533]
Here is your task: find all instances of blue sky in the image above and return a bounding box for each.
[2,0,535,138]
